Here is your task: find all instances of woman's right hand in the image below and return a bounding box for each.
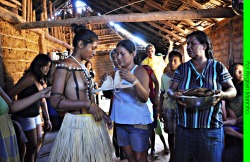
[88,103,103,122]
[101,73,109,84]
[41,87,51,98]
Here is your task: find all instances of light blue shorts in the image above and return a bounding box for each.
[13,115,42,131]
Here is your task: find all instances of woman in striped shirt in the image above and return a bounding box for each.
[167,30,236,162]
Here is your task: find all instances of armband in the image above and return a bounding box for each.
[132,78,139,86]
[51,92,63,96]
[56,98,63,109]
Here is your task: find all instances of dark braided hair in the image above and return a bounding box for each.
[71,23,98,48]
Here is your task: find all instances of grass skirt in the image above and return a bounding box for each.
[48,113,114,162]
[0,114,20,162]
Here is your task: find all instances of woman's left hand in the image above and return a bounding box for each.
[45,119,52,131]
[213,90,223,106]
[119,68,135,83]
[103,112,112,130]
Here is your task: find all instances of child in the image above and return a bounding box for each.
[159,51,182,162]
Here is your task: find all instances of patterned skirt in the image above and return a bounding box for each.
[48,113,114,162]
[0,114,20,162]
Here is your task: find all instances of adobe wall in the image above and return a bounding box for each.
[209,16,243,67]
[0,20,66,91]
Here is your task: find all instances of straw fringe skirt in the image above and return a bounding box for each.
[0,114,20,162]
[48,113,114,162]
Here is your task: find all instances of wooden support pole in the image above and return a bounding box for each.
[26,0,30,22]
[42,0,48,20]
[33,10,36,22]
[22,0,26,21]
[16,7,236,29]
[30,0,32,22]
[49,1,53,36]
[39,33,46,54]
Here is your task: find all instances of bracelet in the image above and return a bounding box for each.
[87,100,92,110]
[132,78,139,86]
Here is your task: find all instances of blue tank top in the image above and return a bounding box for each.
[111,65,152,125]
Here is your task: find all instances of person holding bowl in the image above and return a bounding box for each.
[167,30,236,162]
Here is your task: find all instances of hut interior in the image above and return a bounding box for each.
[0,0,243,88]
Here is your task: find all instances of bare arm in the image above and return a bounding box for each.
[7,73,34,99]
[220,79,237,100]
[41,98,52,131]
[150,71,159,107]
[1,86,51,113]
[119,66,149,102]
[159,91,164,121]
[167,81,180,100]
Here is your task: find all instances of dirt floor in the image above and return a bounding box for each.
[37,96,170,162]
[37,129,170,162]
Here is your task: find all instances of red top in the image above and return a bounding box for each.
[142,65,156,101]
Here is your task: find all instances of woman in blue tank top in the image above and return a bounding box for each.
[110,40,152,162]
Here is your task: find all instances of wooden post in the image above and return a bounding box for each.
[69,27,73,47]
[53,6,57,37]
[49,1,53,36]
[30,0,32,22]
[39,33,46,54]
[26,0,30,22]
[22,0,26,21]
[33,10,36,22]
[42,0,48,20]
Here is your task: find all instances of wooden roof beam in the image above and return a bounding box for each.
[85,0,168,46]
[129,2,183,40]
[15,7,235,29]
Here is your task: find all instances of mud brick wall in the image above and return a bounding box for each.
[0,20,66,91]
[209,16,243,67]
[89,53,114,85]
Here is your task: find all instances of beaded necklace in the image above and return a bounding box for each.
[70,55,92,100]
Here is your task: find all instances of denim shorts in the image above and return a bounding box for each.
[12,115,42,131]
[116,124,150,152]
[174,126,224,162]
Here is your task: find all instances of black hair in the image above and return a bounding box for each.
[85,61,92,68]
[71,23,98,48]
[85,61,95,79]
[24,54,52,84]
[109,48,117,60]
[116,39,136,54]
[145,44,155,51]
[168,50,183,62]
[186,30,214,59]
[229,63,243,95]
